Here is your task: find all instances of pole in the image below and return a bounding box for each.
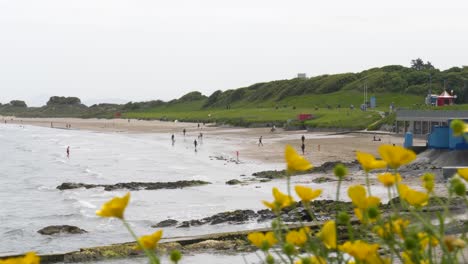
[429,74,432,94]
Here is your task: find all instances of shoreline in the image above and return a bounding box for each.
[1,116,425,166]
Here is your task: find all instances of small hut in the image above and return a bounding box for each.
[436,91,456,106]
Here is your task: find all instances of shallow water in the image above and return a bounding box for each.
[0,124,390,262]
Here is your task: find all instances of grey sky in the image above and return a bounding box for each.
[1,0,467,106]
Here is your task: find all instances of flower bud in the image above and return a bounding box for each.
[266,254,275,264]
[367,207,380,219]
[337,211,350,224]
[334,164,348,178]
[170,250,182,263]
[283,243,295,256]
[454,182,466,196]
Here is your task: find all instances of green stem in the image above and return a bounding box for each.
[365,171,372,196]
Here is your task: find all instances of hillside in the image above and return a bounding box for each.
[2,62,468,129]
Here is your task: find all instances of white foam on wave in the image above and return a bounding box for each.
[76,200,97,209]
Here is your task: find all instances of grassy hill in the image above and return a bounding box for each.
[2,63,468,130]
[122,91,421,129]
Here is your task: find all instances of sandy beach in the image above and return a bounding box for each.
[1,116,425,166]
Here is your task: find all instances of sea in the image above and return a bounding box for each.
[1,123,329,263]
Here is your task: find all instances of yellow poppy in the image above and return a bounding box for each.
[338,240,379,262]
[295,185,322,202]
[374,218,409,239]
[348,185,381,209]
[285,145,313,172]
[136,230,163,250]
[262,187,294,211]
[248,231,277,250]
[356,151,387,172]
[318,220,336,249]
[458,168,468,181]
[348,185,380,223]
[378,145,416,169]
[418,232,439,248]
[398,184,428,207]
[96,192,130,219]
[0,252,40,264]
[286,229,308,246]
[377,173,402,187]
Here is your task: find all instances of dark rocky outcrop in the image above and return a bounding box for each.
[57,180,211,191]
[37,225,87,235]
[152,219,178,228]
[175,201,354,228]
[226,179,241,185]
[177,210,259,228]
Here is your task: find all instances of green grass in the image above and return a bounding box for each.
[122,91,408,129]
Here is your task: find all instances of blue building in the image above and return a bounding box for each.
[396,110,468,150]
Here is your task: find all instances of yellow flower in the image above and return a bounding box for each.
[421,173,435,192]
[96,192,130,219]
[338,240,379,262]
[285,145,313,172]
[418,232,439,248]
[348,185,380,223]
[295,185,322,202]
[377,173,402,187]
[295,256,327,264]
[0,252,40,264]
[443,235,466,252]
[450,119,468,136]
[136,230,163,250]
[374,218,409,239]
[248,232,277,250]
[348,185,381,209]
[262,187,294,211]
[318,220,336,249]
[458,168,468,181]
[398,184,428,207]
[286,229,308,246]
[378,145,416,169]
[356,151,387,172]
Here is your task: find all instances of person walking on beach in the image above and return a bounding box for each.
[66,146,70,158]
[194,139,198,151]
[171,134,175,146]
[258,136,263,146]
[183,129,186,136]
[301,135,305,144]
[301,143,305,155]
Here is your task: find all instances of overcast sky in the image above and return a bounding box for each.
[1,0,467,106]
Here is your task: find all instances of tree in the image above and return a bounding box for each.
[411,58,435,71]
[10,100,27,107]
[411,58,425,70]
